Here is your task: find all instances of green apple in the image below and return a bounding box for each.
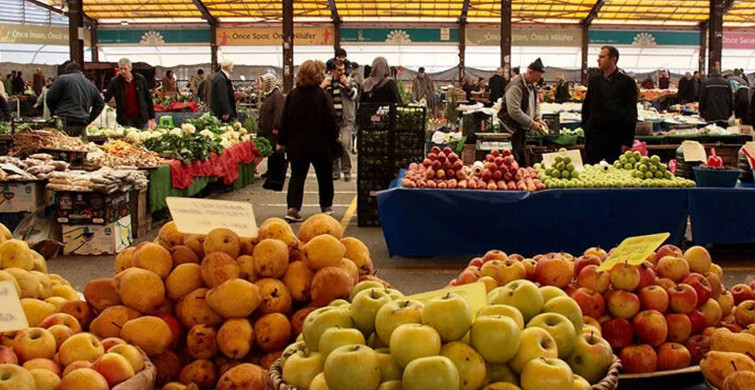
[376,380,403,390]
[573,374,590,390]
[281,340,308,368]
[283,349,325,390]
[319,327,366,361]
[566,331,613,384]
[580,324,602,338]
[310,372,330,390]
[487,280,543,322]
[482,383,522,390]
[402,356,460,390]
[375,300,424,346]
[385,289,405,300]
[324,345,381,390]
[303,307,354,352]
[470,315,521,364]
[389,324,441,368]
[509,327,559,374]
[440,341,487,390]
[375,348,402,382]
[421,292,473,342]
[477,304,524,330]
[527,313,577,359]
[329,299,352,308]
[351,289,393,335]
[350,281,387,301]
[520,357,574,390]
[542,296,584,334]
[540,286,568,304]
[486,363,519,386]
[368,332,387,349]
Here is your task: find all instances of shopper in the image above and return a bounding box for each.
[278,60,338,222]
[658,70,670,90]
[582,46,638,164]
[323,60,358,181]
[33,77,54,120]
[749,90,755,127]
[46,63,105,139]
[497,58,548,163]
[188,75,198,96]
[0,93,10,122]
[210,58,237,122]
[640,76,654,89]
[699,68,733,126]
[554,74,571,103]
[489,68,505,103]
[103,58,156,129]
[197,69,207,101]
[257,73,285,188]
[3,74,12,96]
[12,71,25,95]
[411,67,434,104]
[162,70,176,95]
[677,72,693,103]
[327,48,352,76]
[692,71,702,102]
[512,67,521,78]
[733,82,751,126]
[476,77,488,93]
[32,68,45,96]
[360,57,402,105]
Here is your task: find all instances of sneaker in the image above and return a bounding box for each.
[332,172,340,180]
[343,172,351,182]
[321,207,334,216]
[285,208,303,222]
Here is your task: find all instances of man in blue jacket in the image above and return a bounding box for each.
[46,63,104,139]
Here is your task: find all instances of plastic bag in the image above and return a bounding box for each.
[13,211,63,260]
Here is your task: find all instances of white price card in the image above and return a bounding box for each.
[0,280,29,332]
[743,142,755,169]
[166,197,258,238]
[681,141,706,163]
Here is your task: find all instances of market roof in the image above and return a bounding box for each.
[33,0,755,26]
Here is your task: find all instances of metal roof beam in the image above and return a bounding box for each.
[698,0,737,27]
[459,0,470,23]
[328,0,341,23]
[192,0,217,25]
[581,0,604,26]
[26,0,91,24]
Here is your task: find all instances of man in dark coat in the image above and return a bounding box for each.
[103,58,155,129]
[582,46,638,164]
[46,63,104,139]
[677,72,693,103]
[691,71,702,102]
[210,58,237,122]
[12,71,25,95]
[489,67,505,103]
[700,68,733,126]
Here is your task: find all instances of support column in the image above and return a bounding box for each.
[500,0,512,85]
[708,0,723,72]
[67,0,84,67]
[581,25,589,85]
[458,21,466,83]
[282,0,294,93]
[699,21,708,75]
[90,21,99,63]
[334,21,341,52]
[210,24,218,72]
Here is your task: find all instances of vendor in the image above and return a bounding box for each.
[582,46,638,164]
[497,58,548,162]
[46,62,105,139]
[103,58,156,129]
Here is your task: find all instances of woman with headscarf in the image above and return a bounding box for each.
[278,60,338,222]
[258,73,287,189]
[360,57,402,104]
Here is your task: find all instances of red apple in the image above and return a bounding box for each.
[574,255,601,276]
[749,280,755,292]
[656,255,690,282]
[535,255,573,288]
[637,262,657,290]
[468,258,484,268]
[154,313,182,349]
[731,284,755,305]
[665,313,692,343]
[431,146,441,155]
[688,310,706,335]
[577,265,610,294]
[584,247,608,260]
[699,299,723,327]
[610,262,641,291]
[620,344,658,373]
[457,268,481,285]
[0,345,18,364]
[684,334,710,365]
[668,284,699,314]
[607,290,641,319]
[682,273,712,307]
[719,320,743,333]
[522,258,537,281]
[483,250,507,263]
[601,317,634,349]
[633,310,668,347]
[639,285,670,313]
[655,245,683,263]
[655,277,676,291]
[656,342,691,371]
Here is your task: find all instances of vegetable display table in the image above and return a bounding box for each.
[688,183,755,245]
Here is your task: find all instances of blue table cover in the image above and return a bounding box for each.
[688,183,755,245]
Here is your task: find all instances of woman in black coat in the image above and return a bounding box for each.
[278,60,338,222]
[360,57,403,104]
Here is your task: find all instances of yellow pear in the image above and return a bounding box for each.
[701,351,755,389]
[206,278,261,318]
[20,298,56,327]
[301,235,345,270]
[0,239,34,270]
[298,214,343,242]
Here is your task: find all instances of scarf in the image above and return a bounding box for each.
[259,73,279,96]
[362,57,392,94]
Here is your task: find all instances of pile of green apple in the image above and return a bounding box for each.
[539,154,580,181]
[535,162,695,188]
[279,279,616,390]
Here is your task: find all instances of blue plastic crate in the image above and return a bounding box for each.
[693,166,740,187]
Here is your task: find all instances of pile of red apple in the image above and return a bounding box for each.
[401,147,546,191]
[448,244,741,374]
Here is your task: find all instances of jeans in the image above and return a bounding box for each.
[333,124,353,174]
[123,117,147,129]
[287,158,334,211]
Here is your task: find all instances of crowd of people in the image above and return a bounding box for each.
[0,68,55,122]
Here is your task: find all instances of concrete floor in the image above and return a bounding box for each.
[48,154,755,294]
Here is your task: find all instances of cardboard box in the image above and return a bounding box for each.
[137,216,152,239]
[0,181,45,213]
[55,191,130,225]
[129,190,148,238]
[62,215,132,256]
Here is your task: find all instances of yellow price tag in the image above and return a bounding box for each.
[597,233,670,272]
[0,280,29,332]
[406,282,487,316]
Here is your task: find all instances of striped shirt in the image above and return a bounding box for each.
[325,78,357,125]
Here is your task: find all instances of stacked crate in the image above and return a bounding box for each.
[357,104,426,227]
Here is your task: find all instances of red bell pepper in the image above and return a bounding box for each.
[706,148,723,168]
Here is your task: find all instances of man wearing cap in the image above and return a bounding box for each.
[582,46,638,164]
[497,58,548,163]
[411,67,434,103]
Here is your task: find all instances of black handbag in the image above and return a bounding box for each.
[263,151,288,192]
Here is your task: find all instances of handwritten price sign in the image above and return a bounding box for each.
[0,280,29,332]
[597,233,670,272]
[167,197,258,238]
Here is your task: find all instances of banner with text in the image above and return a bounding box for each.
[588,30,698,47]
[217,27,334,46]
[0,23,90,46]
[724,32,755,50]
[466,27,582,47]
[341,28,458,45]
[97,29,210,45]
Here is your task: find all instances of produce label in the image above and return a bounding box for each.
[597,233,670,271]
[542,149,584,171]
[681,141,706,162]
[167,197,258,238]
[406,282,487,315]
[0,281,29,332]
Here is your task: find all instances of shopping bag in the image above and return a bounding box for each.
[263,152,288,192]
